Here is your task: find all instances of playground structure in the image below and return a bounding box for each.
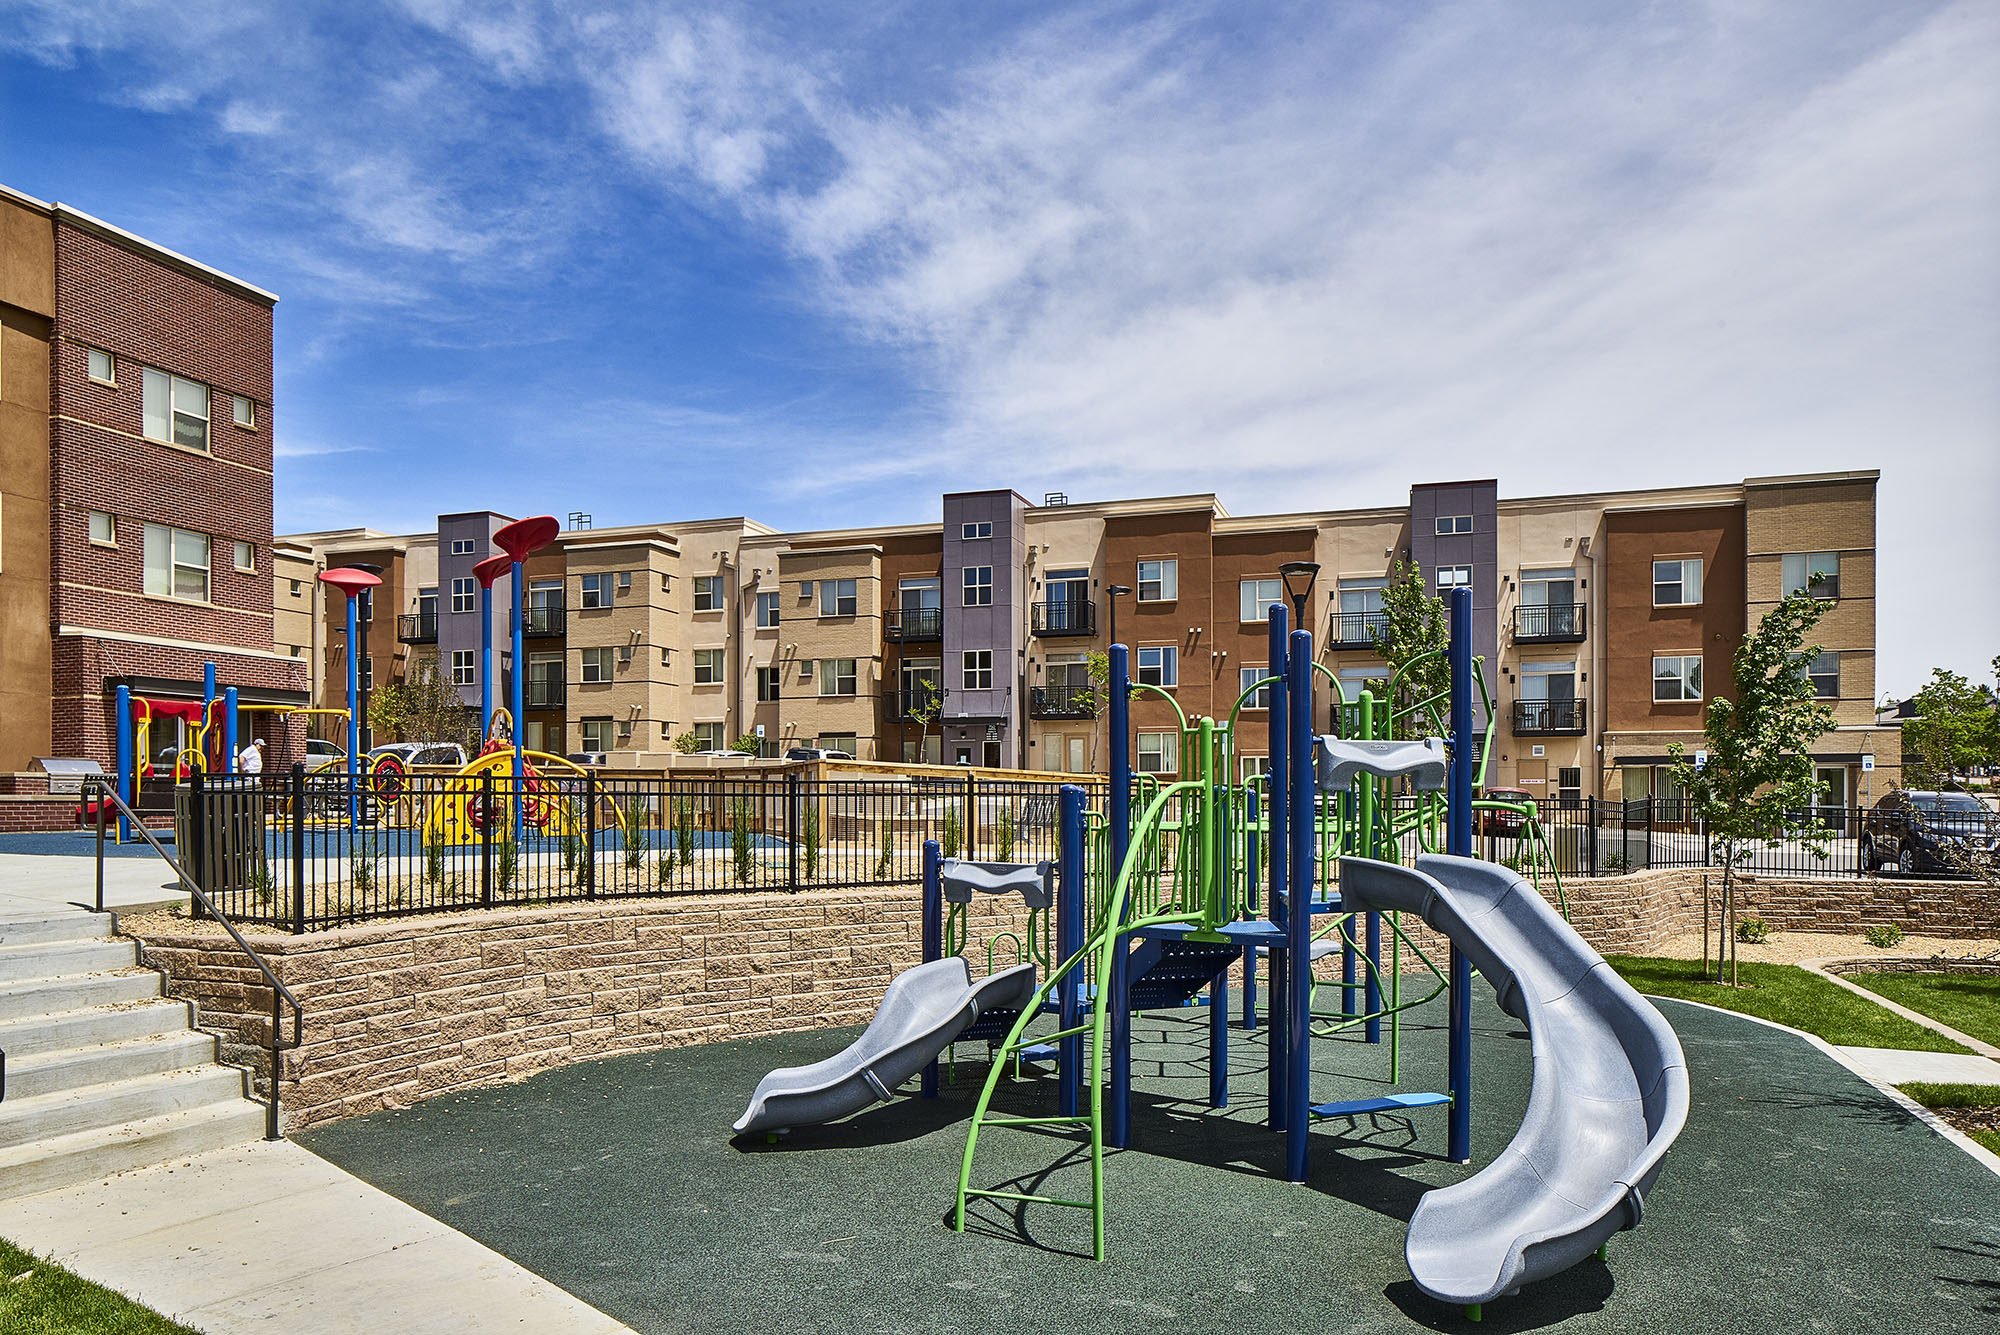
[734,587,1689,1320]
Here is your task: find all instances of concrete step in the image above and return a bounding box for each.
[0,1098,268,1202]
[0,1066,247,1152]
[0,938,138,984]
[0,914,113,949]
[2,1031,217,1102]
[0,998,192,1060]
[0,970,160,1022]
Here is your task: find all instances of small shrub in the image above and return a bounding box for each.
[351,838,376,897]
[675,797,695,875]
[874,820,894,881]
[803,802,820,882]
[248,863,275,908]
[942,807,963,860]
[496,830,518,896]
[624,795,647,872]
[1602,851,1630,873]
[996,806,1016,864]
[656,852,673,886]
[1735,917,1772,944]
[731,800,755,885]
[672,730,702,755]
[728,733,762,756]
[425,829,446,886]
[1865,923,1905,950]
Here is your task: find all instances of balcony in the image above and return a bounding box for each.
[886,686,945,720]
[1031,599,1097,637]
[1330,610,1389,648]
[1513,699,1587,736]
[1512,602,1587,644]
[884,607,943,641]
[517,599,565,637]
[525,677,565,710]
[1030,685,1097,719]
[396,612,438,644]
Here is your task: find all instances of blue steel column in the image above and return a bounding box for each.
[344,597,360,831]
[1057,786,1085,1117]
[921,839,943,1098]
[510,559,526,847]
[480,582,494,739]
[1447,584,1474,1164]
[1285,626,1314,1183]
[1264,606,1289,1129]
[1106,645,1134,1148]
[115,684,133,842]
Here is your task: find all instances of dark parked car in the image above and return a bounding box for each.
[1860,790,1997,875]
[1477,787,1536,836]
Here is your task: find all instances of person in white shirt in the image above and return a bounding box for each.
[238,738,265,774]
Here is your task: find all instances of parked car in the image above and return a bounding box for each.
[567,752,609,767]
[1860,790,1998,875]
[785,747,855,761]
[685,749,758,762]
[366,742,469,769]
[305,738,345,762]
[1477,787,1535,836]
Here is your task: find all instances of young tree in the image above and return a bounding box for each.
[367,655,476,749]
[1900,667,2000,789]
[1369,559,1448,738]
[1667,591,1835,983]
[907,676,944,767]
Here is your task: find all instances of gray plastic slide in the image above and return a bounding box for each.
[1337,852,1689,1310]
[732,957,1037,1137]
[1314,736,1449,793]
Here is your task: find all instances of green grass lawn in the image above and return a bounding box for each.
[1845,971,2000,1048]
[0,1238,200,1334]
[1897,1082,2000,1156]
[1606,955,1973,1053]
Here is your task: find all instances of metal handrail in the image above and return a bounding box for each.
[89,779,302,1140]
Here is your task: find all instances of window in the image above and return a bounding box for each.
[581,718,613,752]
[1806,650,1840,698]
[451,650,475,684]
[361,656,374,691]
[581,647,614,683]
[684,722,719,751]
[1435,565,1472,590]
[1782,552,1840,599]
[957,566,992,607]
[141,367,210,451]
[233,540,256,572]
[817,733,857,755]
[581,573,612,608]
[1435,515,1473,535]
[450,538,475,556]
[962,650,993,691]
[694,649,724,684]
[142,523,209,601]
[818,658,857,696]
[1241,755,1270,782]
[1136,645,1179,687]
[88,511,116,545]
[1239,578,1285,623]
[660,647,671,667]
[1137,559,1177,602]
[231,395,255,429]
[1138,730,1178,774]
[661,573,671,592]
[1652,558,1703,607]
[1238,665,1273,709]
[693,575,722,611]
[798,581,815,601]
[1652,654,1703,703]
[289,580,302,597]
[618,570,632,594]
[756,666,781,701]
[820,578,858,617]
[451,577,474,612]
[961,521,992,540]
[87,348,114,384]
[1558,766,1582,808]
[756,591,780,628]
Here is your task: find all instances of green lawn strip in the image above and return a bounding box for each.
[0,1238,202,1335]
[1843,971,2000,1049]
[1896,1082,2000,1156]
[1605,955,1973,1054]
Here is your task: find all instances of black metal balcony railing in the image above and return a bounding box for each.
[1330,610,1390,647]
[1030,685,1097,719]
[884,607,943,641]
[396,612,438,643]
[1513,699,1587,735]
[1513,602,1587,643]
[525,678,565,710]
[887,686,945,720]
[1031,599,1097,637]
[517,600,564,636]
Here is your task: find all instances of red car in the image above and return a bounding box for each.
[1477,787,1535,836]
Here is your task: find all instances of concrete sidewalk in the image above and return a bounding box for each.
[0,1139,634,1334]
[0,851,185,919]
[1834,1046,2000,1086]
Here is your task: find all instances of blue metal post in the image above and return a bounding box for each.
[1265,606,1289,1129]
[1106,645,1133,1148]
[480,581,494,740]
[510,559,526,847]
[1057,786,1086,1118]
[114,684,133,842]
[1286,626,1314,1183]
[1447,584,1474,1164]
[921,839,943,1098]
[344,596,361,831]
[223,687,238,776]
[1242,787,1259,1031]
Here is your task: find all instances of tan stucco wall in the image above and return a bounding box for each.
[0,192,52,770]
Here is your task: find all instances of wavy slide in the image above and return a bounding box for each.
[1337,853,1689,1312]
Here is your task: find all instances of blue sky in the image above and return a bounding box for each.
[2,1,1994,696]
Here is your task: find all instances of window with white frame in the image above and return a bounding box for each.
[962,566,992,607]
[756,591,780,628]
[231,395,255,428]
[580,717,612,752]
[1137,559,1177,602]
[693,575,721,611]
[233,540,255,572]
[1435,564,1472,591]
[1652,558,1703,607]
[1805,650,1840,698]
[451,650,475,684]
[1435,514,1473,535]
[450,538,474,556]
[581,647,614,683]
[820,578,857,617]
[87,348,115,384]
[819,658,857,696]
[756,666,780,701]
[962,650,993,691]
[1238,665,1273,709]
[361,656,373,691]
[816,732,857,755]
[693,648,724,684]
[693,722,726,751]
[451,577,474,612]
[142,523,208,601]
[1241,755,1270,782]
[1782,552,1840,598]
[289,580,302,598]
[961,520,992,540]
[1136,645,1178,687]
[1239,578,1284,623]
[1652,654,1703,702]
[581,573,612,608]
[1138,730,1178,774]
[141,367,209,451]
[88,511,116,545]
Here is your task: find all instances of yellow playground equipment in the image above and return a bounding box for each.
[421,749,587,847]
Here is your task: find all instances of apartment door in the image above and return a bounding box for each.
[1517,661,1576,731]
[900,658,941,710]
[1519,568,1577,637]
[983,740,1003,769]
[1044,568,1090,633]
[1815,765,1848,831]
[899,577,942,635]
[1041,732,1063,772]
[1067,736,1088,774]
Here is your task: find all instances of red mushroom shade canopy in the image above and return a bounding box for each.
[493,515,560,563]
[473,554,513,588]
[318,567,382,598]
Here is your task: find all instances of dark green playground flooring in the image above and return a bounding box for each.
[299,992,2000,1334]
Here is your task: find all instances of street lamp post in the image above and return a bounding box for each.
[1278,561,1321,733]
[1105,584,1133,651]
[318,567,382,832]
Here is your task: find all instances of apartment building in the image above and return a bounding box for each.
[278,469,1894,805]
[0,183,306,773]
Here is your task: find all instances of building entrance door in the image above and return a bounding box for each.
[983,740,1003,768]
[1067,736,1087,774]
[1815,765,1848,831]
